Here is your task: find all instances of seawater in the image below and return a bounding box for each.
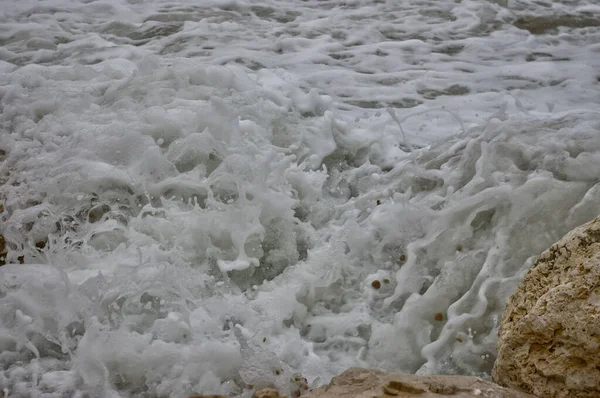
[1,0,600,396]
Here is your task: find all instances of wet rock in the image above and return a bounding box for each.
[302,368,536,398]
[493,216,600,398]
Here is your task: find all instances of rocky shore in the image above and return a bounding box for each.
[200,216,600,398]
[493,216,600,397]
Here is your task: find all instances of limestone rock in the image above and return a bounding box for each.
[303,368,536,398]
[253,388,283,398]
[493,216,600,397]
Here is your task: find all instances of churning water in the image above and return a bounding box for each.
[1,0,600,396]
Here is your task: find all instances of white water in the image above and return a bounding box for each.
[1,0,600,396]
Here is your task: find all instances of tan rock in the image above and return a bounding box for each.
[303,368,536,398]
[493,216,600,397]
[253,388,284,398]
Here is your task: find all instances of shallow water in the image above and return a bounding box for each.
[1,0,600,397]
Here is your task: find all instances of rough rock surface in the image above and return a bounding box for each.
[253,368,536,398]
[493,216,600,397]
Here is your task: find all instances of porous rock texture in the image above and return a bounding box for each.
[253,368,536,398]
[492,216,600,397]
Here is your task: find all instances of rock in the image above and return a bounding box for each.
[493,216,600,397]
[303,368,536,398]
[253,388,283,398]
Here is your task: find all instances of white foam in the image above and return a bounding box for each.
[1,0,600,396]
